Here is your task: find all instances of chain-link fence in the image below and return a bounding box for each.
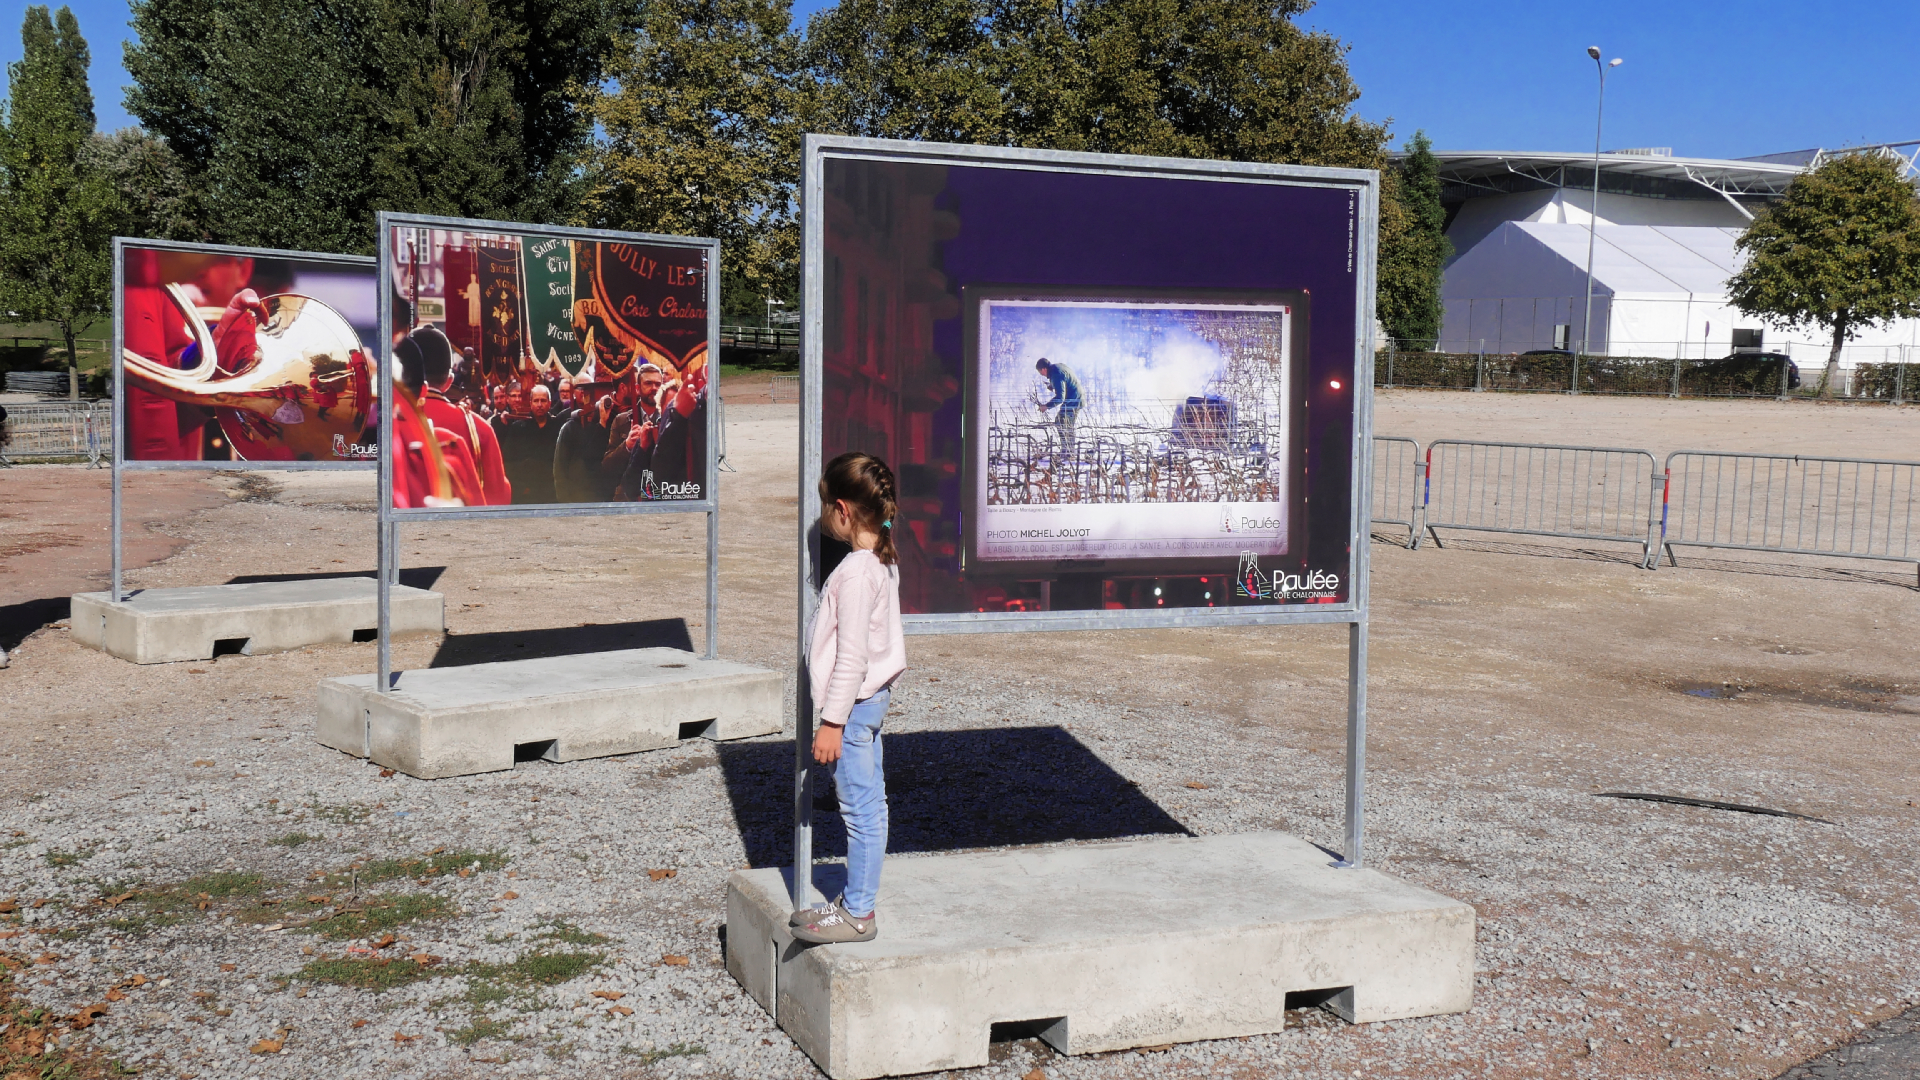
[0,400,110,466]
[1377,340,1911,401]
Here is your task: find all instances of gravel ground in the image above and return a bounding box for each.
[2,395,1917,1080]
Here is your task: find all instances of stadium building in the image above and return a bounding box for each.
[1404,144,1920,368]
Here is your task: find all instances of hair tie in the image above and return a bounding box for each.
[882,520,891,528]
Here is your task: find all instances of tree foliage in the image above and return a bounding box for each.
[124,0,612,251]
[1377,130,1451,344]
[0,5,120,371]
[1729,152,1920,396]
[582,0,802,306]
[81,127,202,241]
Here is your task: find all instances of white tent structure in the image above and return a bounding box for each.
[1438,221,1920,365]
[1412,146,1920,370]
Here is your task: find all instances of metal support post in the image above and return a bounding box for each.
[1778,355,1792,402]
[377,520,392,691]
[1336,620,1368,868]
[1474,341,1485,392]
[1386,340,1395,389]
[1897,357,1907,405]
[110,243,125,602]
[110,458,123,601]
[1671,356,1682,399]
[705,509,719,659]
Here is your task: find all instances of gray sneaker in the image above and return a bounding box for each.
[789,893,840,927]
[791,900,876,944]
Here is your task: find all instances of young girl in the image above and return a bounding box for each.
[792,452,906,944]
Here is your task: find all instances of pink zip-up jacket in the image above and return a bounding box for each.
[807,549,906,726]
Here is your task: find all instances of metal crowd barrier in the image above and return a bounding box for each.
[770,374,800,403]
[0,400,109,467]
[1370,436,1424,547]
[1421,440,1663,562]
[1660,451,1920,584]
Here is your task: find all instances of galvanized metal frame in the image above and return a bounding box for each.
[109,237,379,602]
[1371,436,1425,549]
[1658,449,1920,585]
[1420,438,1664,563]
[793,135,1380,909]
[372,212,724,695]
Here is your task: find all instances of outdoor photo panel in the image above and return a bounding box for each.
[378,217,717,515]
[815,144,1371,620]
[117,240,378,466]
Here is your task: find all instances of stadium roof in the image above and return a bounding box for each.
[1391,150,1805,213]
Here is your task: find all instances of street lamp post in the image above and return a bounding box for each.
[1577,46,1623,395]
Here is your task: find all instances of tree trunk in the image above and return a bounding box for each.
[61,321,79,401]
[1822,316,1846,399]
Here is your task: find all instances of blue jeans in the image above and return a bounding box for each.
[832,688,889,917]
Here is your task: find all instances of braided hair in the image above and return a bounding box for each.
[820,451,899,565]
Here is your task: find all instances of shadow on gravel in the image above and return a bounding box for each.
[717,725,1192,868]
[429,618,692,667]
[226,566,448,590]
[0,596,67,651]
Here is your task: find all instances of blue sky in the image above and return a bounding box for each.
[11,0,1916,160]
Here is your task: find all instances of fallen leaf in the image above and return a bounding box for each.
[409,953,442,967]
[0,899,16,913]
[99,891,136,907]
[456,868,471,878]
[647,868,677,882]
[30,899,50,909]
[191,759,215,766]
[393,1032,418,1043]
[70,1001,110,1029]
[498,891,518,901]
[219,963,237,972]
[1023,1070,1047,1080]
[351,1019,369,1029]
[1141,1043,1174,1052]
[609,1005,633,1017]
[104,988,126,1002]
[378,768,396,778]
[927,676,941,682]
[592,990,625,1001]
[371,934,397,950]
[122,974,148,988]
[0,931,20,940]
[660,954,689,967]
[33,952,58,965]
[188,669,207,674]
[1184,781,1209,790]
[428,845,445,854]
[305,895,331,905]
[250,1037,283,1054]
[214,1008,232,1017]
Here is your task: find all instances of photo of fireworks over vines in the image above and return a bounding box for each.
[982,300,1293,507]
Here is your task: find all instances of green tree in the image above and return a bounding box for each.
[1728,152,1920,398]
[583,0,803,304]
[124,0,612,251]
[81,127,203,241]
[0,6,120,380]
[1377,130,1451,345]
[1072,0,1384,168]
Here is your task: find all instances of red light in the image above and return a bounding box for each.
[1329,379,1343,390]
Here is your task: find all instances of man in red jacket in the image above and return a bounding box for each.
[408,327,512,506]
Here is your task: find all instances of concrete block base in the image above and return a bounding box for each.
[71,579,443,664]
[727,831,1475,1080]
[315,647,783,779]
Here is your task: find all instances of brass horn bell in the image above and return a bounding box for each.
[123,284,376,461]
